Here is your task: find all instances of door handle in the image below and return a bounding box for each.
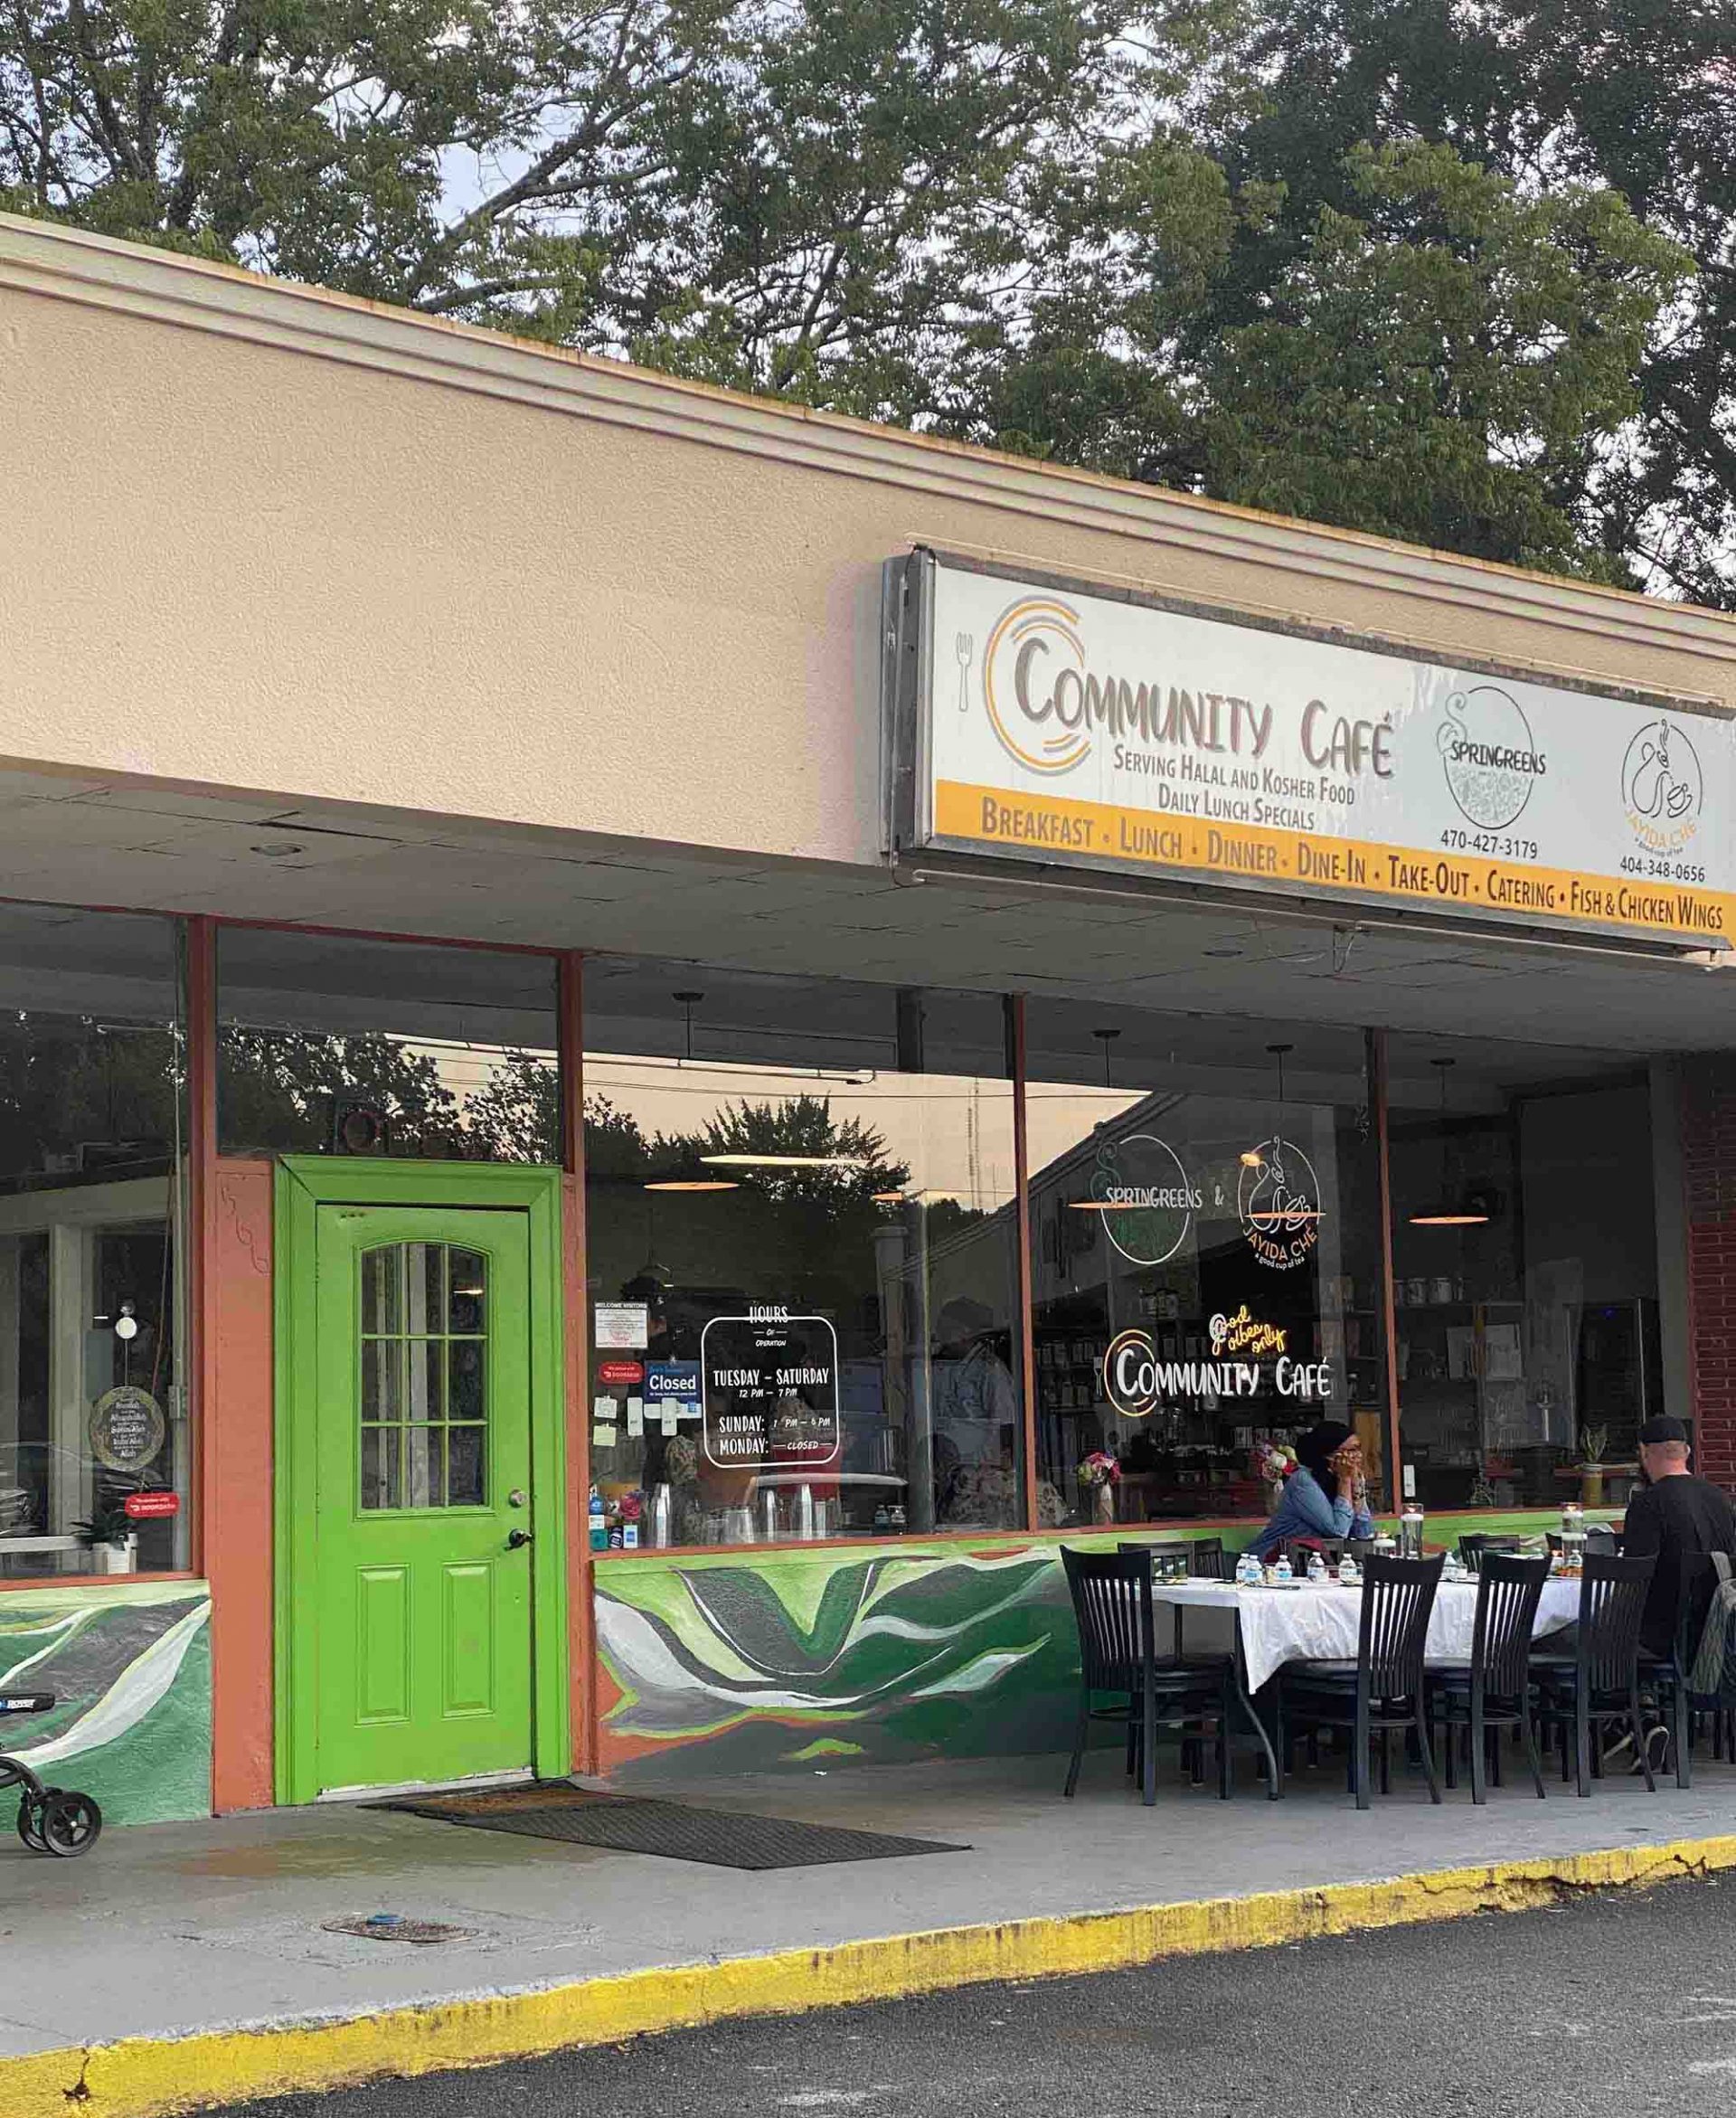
[506,1527,533,1550]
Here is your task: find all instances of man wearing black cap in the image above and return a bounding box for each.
[1622,1415,1736,1659]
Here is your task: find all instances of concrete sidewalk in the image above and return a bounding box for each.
[5,1747,1736,2113]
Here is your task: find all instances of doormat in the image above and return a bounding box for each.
[372,1783,969,1870]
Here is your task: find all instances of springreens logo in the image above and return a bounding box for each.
[1436,685,1546,830]
[1086,1134,1202,1267]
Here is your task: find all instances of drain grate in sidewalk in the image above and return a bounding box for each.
[373,1783,969,1870]
[323,1914,477,1944]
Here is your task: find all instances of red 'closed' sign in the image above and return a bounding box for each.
[597,1360,644,1385]
[123,1491,180,1521]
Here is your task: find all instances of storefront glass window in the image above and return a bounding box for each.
[1024,1004,1389,1531]
[216,930,559,1160]
[582,966,1022,1546]
[0,903,189,1578]
[1388,1035,1661,1516]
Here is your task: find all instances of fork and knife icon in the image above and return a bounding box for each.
[954,632,974,713]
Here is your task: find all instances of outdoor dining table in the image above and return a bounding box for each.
[1146,1574,1582,1799]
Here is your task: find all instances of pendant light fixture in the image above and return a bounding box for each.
[643,1160,740,1193]
[1408,1058,1491,1227]
[1242,1042,1321,1220]
[638,989,739,1188]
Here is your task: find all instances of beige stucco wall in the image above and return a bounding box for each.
[5,213,1735,872]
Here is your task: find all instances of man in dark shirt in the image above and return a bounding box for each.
[1622,1415,1736,1659]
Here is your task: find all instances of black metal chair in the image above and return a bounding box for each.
[1637,1548,1723,1790]
[1427,1555,1550,1803]
[1123,1536,1225,1580]
[1278,1554,1446,1810]
[1118,1537,1227,1655]
[1061,1546,1234,1805]
[1531,1553,1658,1797]
[1458,1534,1522,1572]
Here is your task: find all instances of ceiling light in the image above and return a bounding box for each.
[1239,1149,1265,1168]
[699,1153,872,1172]
[250,842,306,858]
[1408,1058,1492,1227]
[643,1155,741,1192]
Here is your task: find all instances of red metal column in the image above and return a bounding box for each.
[556,952,596,1774]
[1012,995,1040,1533]
[187,916,218,1579]
[1371,1027,1403,1516]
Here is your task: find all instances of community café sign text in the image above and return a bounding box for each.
[896,552,1735,946]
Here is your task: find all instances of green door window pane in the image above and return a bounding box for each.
[448,1250,486,1334]
[448,1426,486,1506]
[358,1243,487,1511]
[362,1248,401,1336]
[361,1427,401,1511]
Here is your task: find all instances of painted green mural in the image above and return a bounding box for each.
[0,1584,211,1824]
[594,1512,1605,1781]
[596,1540,1107,1779]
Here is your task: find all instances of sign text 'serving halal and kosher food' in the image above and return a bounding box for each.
[895,553,1734,945]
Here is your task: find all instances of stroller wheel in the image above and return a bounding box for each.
[15,1793,44,1851]
[38,1792,100,1858]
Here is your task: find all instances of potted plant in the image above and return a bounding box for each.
[1576,1425,1609,1509]
[74,1502,137,1575]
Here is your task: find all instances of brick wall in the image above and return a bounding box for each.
[1684,1060,1736,1491]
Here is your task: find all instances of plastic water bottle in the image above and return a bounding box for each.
[1307,1549,1328,1584]
[1561,1502,1586,1575]
[1236,1550,1261,1586]
[1273,1553,1293,1584]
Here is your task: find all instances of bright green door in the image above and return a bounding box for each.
[307,1205,535,1794]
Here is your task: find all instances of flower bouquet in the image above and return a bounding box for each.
[1077,1449,1121,1526]
[1250,1439,1297,1490]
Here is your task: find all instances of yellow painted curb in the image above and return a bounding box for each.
[10,1832,1736,2117]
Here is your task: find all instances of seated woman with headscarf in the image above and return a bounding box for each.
[1256,1421,1374,1560]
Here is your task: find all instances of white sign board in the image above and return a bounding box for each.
[897,553,1733,947]
[592,1302,649,1351]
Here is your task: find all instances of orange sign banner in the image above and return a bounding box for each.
[933,780,1734,942]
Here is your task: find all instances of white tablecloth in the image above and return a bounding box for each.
[1151,1577,1580,1694]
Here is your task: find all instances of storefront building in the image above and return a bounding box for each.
[5,212,1736,1822]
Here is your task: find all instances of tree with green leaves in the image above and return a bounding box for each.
[1188,143,1689,577]
[1171,0,1736,599]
